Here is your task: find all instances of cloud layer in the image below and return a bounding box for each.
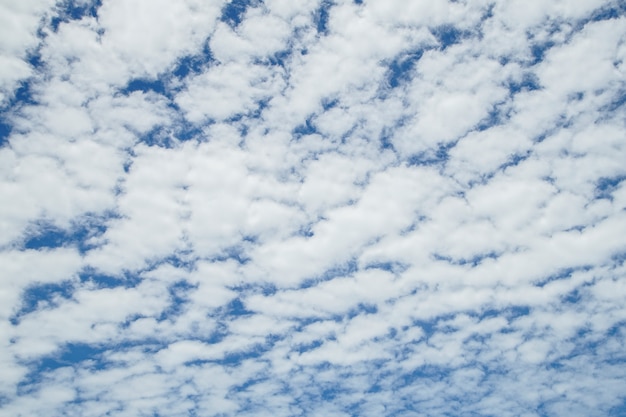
[1,0,626,416]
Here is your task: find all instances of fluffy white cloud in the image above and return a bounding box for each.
[1,1,626,416]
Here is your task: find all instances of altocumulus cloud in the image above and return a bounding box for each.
[1,0,626,416]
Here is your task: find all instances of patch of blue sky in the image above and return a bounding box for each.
[26,35,45,68]
[223,112,246,126]
[230,375,274,397]
[221,0,257,28]
[347,302,378,318]
[290,317,329,334]
[560,287,586,304]
[287,302,373,326]
[363,261,409,274]
[384,50,425,89]
[226,281,277,299]
[609,401,626,417]
[292,115,318,138]
[10,281,74,324]
[156,280,198,322]
[478,305,531,322]
[255,49,292,69]
[120,84,197,147]
[401,309,528,347]
[611,251,626,267]
[50,0,102,32]
[14,77,39,107]
[17,348,105,398]
[410,316,454,339]
[481,3,495,20]
[430,25,469,50]
[3,61,40,111]
[319,384,353,402]
[32,343,108,373]
[378,116,411,153]
[78,267,142,289]
[474,105,506,132]
[497,150,532,171]
[298,258,358,289]
[467,169,495,189]
[379,129,396,151]
[568,91,585,102]
[295,222,317,238]
[162,251,197,270]
[533,129,554,144]
[589,1,626,23]
[203,322,229,345]
[21,342,169,397]
[121,78,167,97]
[529,41,555,66]
[172,44,215,79]
[0,118,11,146]
[397,364,452,387]
[321,97,339,111]
[601,88,626,113]
[170,119,206,142]
[606,321,626,339]
[314,0,333,36]
[135,126,179,148]
[191,337,279,368]
[555,329,625,366]
[215,334,279,366]
[526,21,575,65]
[294,339,324,354]
[407,143,453,167]
[208,245,251,265]
[534,265,593,288]
[23,218,106,254]
[288,367,366,401]
[595,175,626,201]
[224,297,254,317]
[229,103,270,137]
[441,251,501,267]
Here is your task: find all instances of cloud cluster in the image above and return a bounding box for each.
[1,0,625,416]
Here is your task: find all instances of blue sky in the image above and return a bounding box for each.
[1,0,626,416]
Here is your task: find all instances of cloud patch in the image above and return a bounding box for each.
[1,1,626,416]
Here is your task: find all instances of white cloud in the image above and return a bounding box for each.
[176,61,279,122]
[0,0,57,103]
[1,1,626,416]
[97,0,223,75]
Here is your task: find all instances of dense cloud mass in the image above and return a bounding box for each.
[1,0,626,416]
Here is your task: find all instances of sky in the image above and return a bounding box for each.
[1,0,626,416]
